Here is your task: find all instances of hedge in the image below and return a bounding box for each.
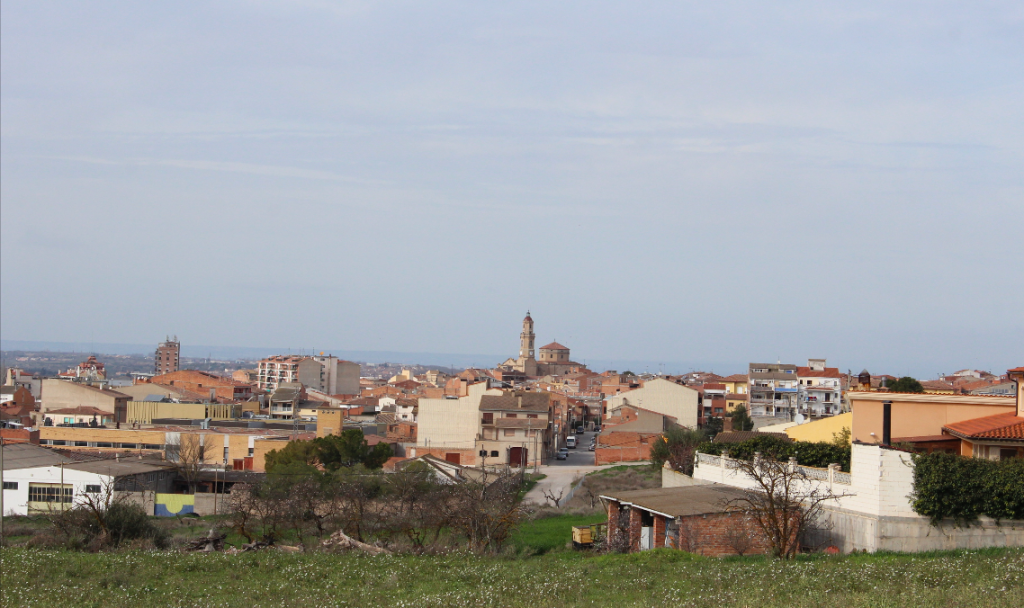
[911,452,1024,526]
[697,435,851,472]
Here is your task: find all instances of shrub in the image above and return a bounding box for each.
[698,436,851,472]
[911,452,1024,526]
[51,500,168,550]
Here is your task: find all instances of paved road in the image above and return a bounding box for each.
[525,431,610,505]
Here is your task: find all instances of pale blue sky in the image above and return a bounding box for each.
[2,1,1022,377]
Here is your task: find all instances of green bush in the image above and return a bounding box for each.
[52,501,169,550]
[911,452,1024,525]
[698,436,851,472]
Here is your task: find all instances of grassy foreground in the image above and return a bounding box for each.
[2,547,1022,608]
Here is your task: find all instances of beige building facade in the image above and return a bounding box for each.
[847,392,1016,443]
[40,379,130,424]
[604,378,699,429]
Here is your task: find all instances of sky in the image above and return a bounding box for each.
[2,1,1022,378]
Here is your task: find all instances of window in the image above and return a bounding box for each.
[2,481,17,490]
[85,485,101,494]
[224,447,230,464]
[506,414,517,418]
[490,450,499,457]
[1000,449,1019,460]
[527,414,538,419]
[248,448,254,457]
[28,483,72,504]
[503,429,516,437]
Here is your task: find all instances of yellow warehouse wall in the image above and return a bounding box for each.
[786,412,853,444]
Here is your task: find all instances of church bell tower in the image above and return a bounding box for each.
[520,311,535,360]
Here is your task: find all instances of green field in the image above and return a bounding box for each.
[2,547,1022,607]
[510,513,607,554]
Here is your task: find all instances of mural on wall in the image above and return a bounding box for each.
[155,493,195,517]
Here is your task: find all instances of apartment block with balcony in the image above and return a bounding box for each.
[797,359,842,417]
[256,355,360,395]
[748,363,799,417]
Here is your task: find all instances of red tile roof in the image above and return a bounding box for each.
[539,342,569,351]
[959,379,998,392]
[943,412,1024,441]
[47,406,113,416]
[796,367,841,378]
[720,374,748,382]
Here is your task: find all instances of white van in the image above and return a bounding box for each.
[566,436,577,449]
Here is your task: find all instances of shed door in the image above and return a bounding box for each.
[641,527,653,551]
[445,452,461,465]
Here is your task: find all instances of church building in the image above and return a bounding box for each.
[499,312,585,378]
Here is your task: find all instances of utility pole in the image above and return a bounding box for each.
[1,435,5,541]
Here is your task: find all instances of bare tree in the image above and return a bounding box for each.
[727,456,844,560]
[724,512,756,556]
[169,433,206,494]
[541,486,565,507]
[443,470,532,553]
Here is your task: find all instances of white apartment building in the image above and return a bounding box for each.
[256,355,359,395]
[797,359,842,417]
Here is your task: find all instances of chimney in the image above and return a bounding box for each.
[882,400,892,446]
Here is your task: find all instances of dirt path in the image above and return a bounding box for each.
[524,463,616,505]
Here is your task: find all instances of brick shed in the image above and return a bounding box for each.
[601,484,776,556]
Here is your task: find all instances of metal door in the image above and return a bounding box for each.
[640,527,653,550]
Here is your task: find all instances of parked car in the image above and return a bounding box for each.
[576,426,584,434]
[588,443,595,452]
[556,448,569,460]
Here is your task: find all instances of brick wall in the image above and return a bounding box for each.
[0,428,39,444]
[405,446,478,466]
[606,501,621,546]
[676,512,775,557]
[594,432,659,465]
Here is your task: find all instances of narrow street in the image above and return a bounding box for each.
[524,430,610,505]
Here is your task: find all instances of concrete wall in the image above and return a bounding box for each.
[692,443,1024,553]
[661,465,711,488]
[335,361,360,396]
[805,506,1024,553]
[605,379,698,429]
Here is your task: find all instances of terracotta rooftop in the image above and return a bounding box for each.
[796,367,841,378]
[46,406,113,416]
[539,342,569,351]
[720,374,748,382]
[943,412,1024,442]
[479,392,550,412]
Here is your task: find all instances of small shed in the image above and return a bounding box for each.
[601,484,773,556]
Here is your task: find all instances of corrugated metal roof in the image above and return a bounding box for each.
[64,460,175,476]
[600,484,754,517]
[2,443,80,470]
